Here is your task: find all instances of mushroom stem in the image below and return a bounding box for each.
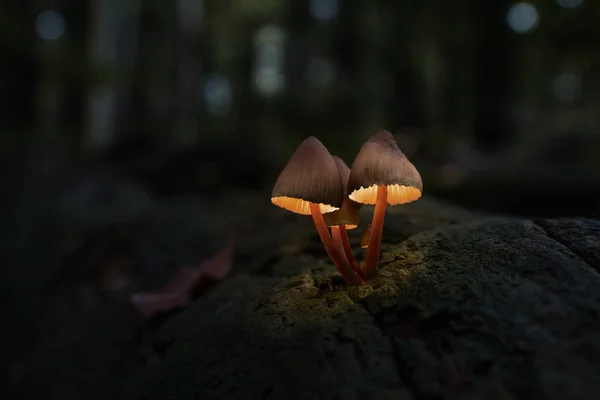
[364,185,388,279]
[331,226,346,258]
[331,226,365,280]
[360,224,371,249]
[310,203,363,285]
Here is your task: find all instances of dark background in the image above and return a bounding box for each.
[2,0,599,215]
[2,0,600,210]
[1,0,599,398]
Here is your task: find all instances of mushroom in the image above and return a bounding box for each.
[271,137,363,285]
[323,156,364,280]
[359,224,371,249]
[348,130,422,279]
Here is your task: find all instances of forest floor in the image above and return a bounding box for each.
[2,152,600,400]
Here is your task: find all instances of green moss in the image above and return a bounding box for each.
[130,211,600,399]
[347,283,374,302]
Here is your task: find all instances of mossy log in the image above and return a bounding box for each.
[127,199,600,400]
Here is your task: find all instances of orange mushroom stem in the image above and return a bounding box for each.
[364,185,388,279]
[331,225,364,280]
[310,203,364,285]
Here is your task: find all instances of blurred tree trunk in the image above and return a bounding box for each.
[204,1,249,139]
[349,1,389,135]
[85,0,142,151]
[172,0,204,146]
[472,0,514,152]
[332,0,361,138]
[35,0,89,143]
[0,1,37,135]
[439,1,475,137]
[333,0,392,147]
[385,1,427,131]
[35,10,65,140]
[232,23,256,140]
[128,0,177,140]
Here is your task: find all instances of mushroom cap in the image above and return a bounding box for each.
[323,198,360,229]
[271,137,343,215]
[332,156,351,196]
[348,130,422,206]
[323,155,360,229]
[333,155,363,209]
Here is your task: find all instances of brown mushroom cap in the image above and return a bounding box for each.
[333,156,351,197]
[323,198,360,229]
[323,156,360,229]
[271,137,343,215]
[348,130,422,206]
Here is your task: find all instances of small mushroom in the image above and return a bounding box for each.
[271,137,363,285]
[323,156,364,278]
[323,156,364,279]
[359,224,371,249]
[348,130,422,279]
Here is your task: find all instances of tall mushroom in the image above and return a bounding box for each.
[271,137,363,285]
[348,131,422,279]
[323,156,364,280]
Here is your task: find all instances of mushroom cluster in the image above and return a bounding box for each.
[271,131,422,285]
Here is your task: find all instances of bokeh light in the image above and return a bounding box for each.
[552,71,582,103]
[309,0,339,22]
[253,25,286,97]
[35,11,66,41]
[556,0,584,9]
[506,3,539,34]
[203,74,232,117]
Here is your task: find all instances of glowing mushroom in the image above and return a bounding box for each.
[271,137,363,285]
[348,131,422,279]
[323,156,364,280]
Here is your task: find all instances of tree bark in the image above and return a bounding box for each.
[127,198,600,400]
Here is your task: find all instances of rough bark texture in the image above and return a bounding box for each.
[126,199,600,400]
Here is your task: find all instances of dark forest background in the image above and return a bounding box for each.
[1,1,600,398]
[1,1,599,216]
